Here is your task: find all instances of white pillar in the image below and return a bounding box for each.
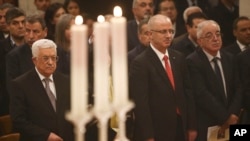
[239,0,250,17]
[18,0,65,14]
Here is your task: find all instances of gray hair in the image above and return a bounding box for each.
[0,3,14,10]
[132,0,138,8]
[183,6,202,23]
[196,20,220,39]
[32,39,57,57]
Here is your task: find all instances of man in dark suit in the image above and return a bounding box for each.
[9,39,74,141]
[0,7,26,116]
[128,18,150,67]
[207,0,239,46]
[224,16,250,55]
[186,20,242,141]
[171,12,207,57]
[157,0,186,38]
[129,14,197,141]
[0,3,14,41]
[127,0,154,51]
[237,48,250,124]
[6,14,48,89]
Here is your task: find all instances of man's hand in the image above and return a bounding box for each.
[47,132,63,141]
[187,129,197,141]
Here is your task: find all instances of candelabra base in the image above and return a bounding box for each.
[66,111,93,141]
[113,101,134,141]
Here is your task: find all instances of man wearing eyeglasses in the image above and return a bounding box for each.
[129,14,197,141]
[9,39,74,141]
[186,20,242,141]
[127,0,154,51]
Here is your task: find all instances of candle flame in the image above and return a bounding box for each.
[75,15,83,25]
[97,15,105,23]
[113,6,122,17]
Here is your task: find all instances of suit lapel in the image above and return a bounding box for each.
[147,47,175,90]
[30,69,57,113]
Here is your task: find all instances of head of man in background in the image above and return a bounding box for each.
[34,0,51,12]
[5,7,26,46]
[132,0,154,22]
[25,14,48,47]
[0,3,14,37]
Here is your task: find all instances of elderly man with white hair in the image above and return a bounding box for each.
[9,39,74,141]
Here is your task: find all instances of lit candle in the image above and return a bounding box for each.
[110,6,128,106]
[71,15,88,115]
[93,15,110,111]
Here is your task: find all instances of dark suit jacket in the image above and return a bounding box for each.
[9,68,74,141]
[128,43,147,67]
[129,47,195,141]
[224,41,242,56]
[237,49,250,123]
[207,2,238,46]
[0,36,17,115]
[127,20,140,52]
[171,33,197,57]
[186,49,242,141]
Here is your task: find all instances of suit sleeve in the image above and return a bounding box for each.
[129,59,154,140]
[186,58,229,124]
[9,80,50,140]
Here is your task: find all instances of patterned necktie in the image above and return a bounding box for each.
[163,55,175,89]
[44,78,56,111]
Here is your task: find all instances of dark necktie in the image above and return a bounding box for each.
[44,78,56,111]
[163,55,175,89]
[212,57,227,99]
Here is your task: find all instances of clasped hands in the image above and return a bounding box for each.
[218,114,238,139]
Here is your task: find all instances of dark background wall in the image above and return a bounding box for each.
[79,0,134,20]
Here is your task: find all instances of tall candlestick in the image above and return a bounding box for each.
[93,15,110,111]
[71,15,88,115]
[110,6,128,106]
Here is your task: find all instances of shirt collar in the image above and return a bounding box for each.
[202,49,221,62]
[35,67,54,82]
[150,43,169,60]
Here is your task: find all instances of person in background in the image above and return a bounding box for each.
[54,14,75,75]
[186,20,242,141]
[127,0,154,51]
[182,6,203,24]
[64,0,81,16]
[129,14,197,141]
[6,14,48,91]
[0,7,26,116]
[44,2,66,41]
[0,3,14,40]
[171,12,208,57]
[237,46,250,124]
[9,39,74,141]
[207,0,239,46]
[29,0,51,16]
[158,0,186,38]
[128,17,150,66]
[224,16,250,55]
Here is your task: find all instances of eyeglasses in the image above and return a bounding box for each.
[200,32,222,40]
[151,29,175,35]
[38,56,59,62]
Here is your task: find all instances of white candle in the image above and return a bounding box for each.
[110,6,128,106]
[71,15,88,115]
[93,15,110,111]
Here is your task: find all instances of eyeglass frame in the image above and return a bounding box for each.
[151,29,175,35]
[200,31,223,40]
[36,56,59,63]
